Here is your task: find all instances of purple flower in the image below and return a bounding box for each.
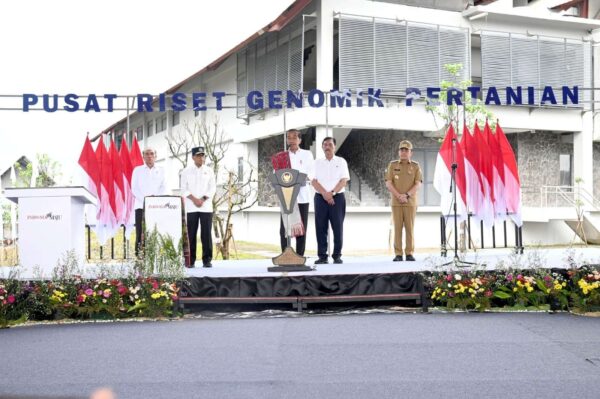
[506,274,513,282]
[448,292,455,298]
[85,288,93,296]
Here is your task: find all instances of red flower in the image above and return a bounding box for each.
[117,286,128,295]
[7,294,16,304]
[151,281,159,290]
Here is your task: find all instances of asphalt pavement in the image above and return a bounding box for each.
[1,312,600,399]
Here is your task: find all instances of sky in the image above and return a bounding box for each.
[0,0,295,182]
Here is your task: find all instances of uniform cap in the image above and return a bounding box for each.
[399,140,413,150]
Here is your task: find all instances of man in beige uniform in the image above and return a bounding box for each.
[385,140,423,261]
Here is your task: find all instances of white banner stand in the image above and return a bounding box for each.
[3,186,96,269]
[144,195,183,247]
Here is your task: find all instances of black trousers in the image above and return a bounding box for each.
[135,208,144,257]
[187,212,213,266]
[314,193,346,259]
[279,202,309,256]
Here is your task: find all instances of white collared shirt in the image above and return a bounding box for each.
[313,155,350,192]
[180,164,216,213]
[288,148,315,204]
[131,164,167,210]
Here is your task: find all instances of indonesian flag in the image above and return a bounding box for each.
[78,135,100,198]
[433,124,467,222]
[119,137,135,233]
[460,124,484,222]
[94,135,118,244]
[495,122,522,227]
[484,120,507,221]
[109,139,126,225]
[473,122,495,228]
[130,136,144,169]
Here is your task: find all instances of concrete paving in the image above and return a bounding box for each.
[1,312,600,399]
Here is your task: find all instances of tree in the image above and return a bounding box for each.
[166,116,258,259]
[426,63,494,134]
[12,154,62,188]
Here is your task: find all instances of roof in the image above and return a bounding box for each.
[96,0,312,139]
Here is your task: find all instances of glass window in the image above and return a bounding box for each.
[172,111,180,126]
[147,120,154,137]
[559,154,571,186]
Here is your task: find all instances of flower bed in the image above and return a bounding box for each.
[426,265,600,312]
[0,276,179,328]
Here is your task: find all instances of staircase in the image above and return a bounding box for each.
[347,168,386,206]
[542,185,600,244]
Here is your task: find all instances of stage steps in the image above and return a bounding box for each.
[565,212,600,245]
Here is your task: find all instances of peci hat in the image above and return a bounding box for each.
[399,140,413,150]
[192,146,205,156]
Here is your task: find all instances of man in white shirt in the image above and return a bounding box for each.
[131,147,167,257]
[280,129,315,256]
[311,137,350,264]
[181,146,216,268]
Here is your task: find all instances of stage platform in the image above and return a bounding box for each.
[3,247,600,312]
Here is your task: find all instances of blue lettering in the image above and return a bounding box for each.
[247,91,263,110]
[137,94,153,112]
[192,92,206,111]
[286,90,303,108]
[64,93,79,112]
[405,88,421,106]
[171,92,186,111]
[368,88,383,107]
[159,93,167,112]
[43,95,59,113]
[84,95,101,112]
[22,94,38,112]
[562,86,578,105]
[104,94,117,112]
[268,90,283,109]
[540,86,557,105]
[527,86,535,105]
[484,87,501,105]
[426,87,440,106]
[308,89,324,107]
[213,91,226,110]
[506,87,522,105]
[447,88,462,106]
[330,90,351,107]
[466,87,480,104]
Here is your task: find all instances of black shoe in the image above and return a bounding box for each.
[333,257,343,264]
[314,258,329,265]
[202,262,212,268]
[185,264,195,269]
[393,255,403,262]
[405,255,416,261]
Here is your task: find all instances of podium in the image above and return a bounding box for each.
[3,186,96,268]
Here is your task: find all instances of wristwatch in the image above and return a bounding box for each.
[331,190,336,196]
[406,193,411,199]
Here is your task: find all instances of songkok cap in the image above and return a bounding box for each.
[399,140,413,150]
[192,146,205,156]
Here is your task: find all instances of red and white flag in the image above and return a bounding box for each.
[109,139,126,226]
[460,124,484,222]
[495,122,522,227]
[119,137,135,233]
[473,122,495,228]
[130,136,144,169]
[484,120,507,221]
[433,124,467,222]
[94,135,119,244]
[78,135,100,198]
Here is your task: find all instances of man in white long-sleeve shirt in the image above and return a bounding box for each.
[181,146,216,268]
[131,147,167,257]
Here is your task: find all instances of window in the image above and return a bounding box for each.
[237,157,244,180]
[559,154,571,186]
[156,115,167,133]
[411,149,440,207]
[146,120,154,137]
[172,111,180,126]
[135,125,143,141]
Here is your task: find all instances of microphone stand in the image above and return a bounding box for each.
[440,134,476,268]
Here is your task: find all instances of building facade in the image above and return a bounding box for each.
[102,0,600,252]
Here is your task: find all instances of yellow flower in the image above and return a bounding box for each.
[151,292,161,300]
[513,287,518,292]
[527,287,533,293]
[554,285,562,291]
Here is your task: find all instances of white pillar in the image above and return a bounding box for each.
[573,111,594,197]
[314,0,335,160]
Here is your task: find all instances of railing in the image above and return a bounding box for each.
[85,225,132,261]
[540,185,600,211]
